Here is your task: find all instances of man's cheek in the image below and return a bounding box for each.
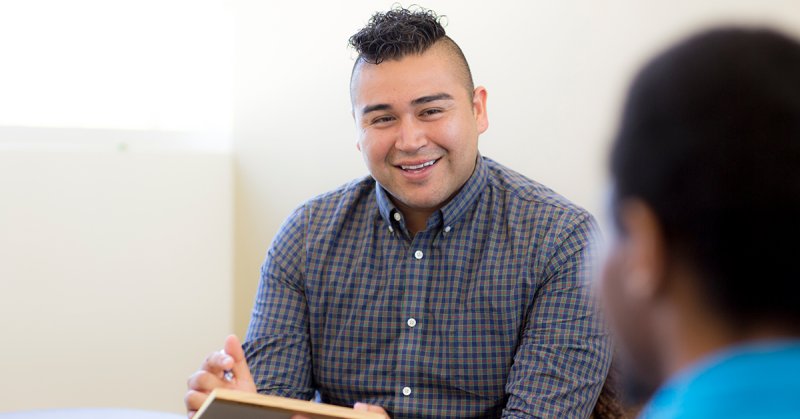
[599,251,626,328]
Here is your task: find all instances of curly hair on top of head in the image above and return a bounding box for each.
[349,6,447,65]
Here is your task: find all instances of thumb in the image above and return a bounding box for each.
[223,334,246,364]
[223,334,256,392]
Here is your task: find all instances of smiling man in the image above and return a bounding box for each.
[186,7,610,418]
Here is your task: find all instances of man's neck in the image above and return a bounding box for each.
[395,204,436,238]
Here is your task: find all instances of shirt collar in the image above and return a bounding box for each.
[374,154,488,232]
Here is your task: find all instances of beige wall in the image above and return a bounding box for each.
[0,128,233,413]
[231,0,800,336]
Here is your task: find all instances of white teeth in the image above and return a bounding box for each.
[401,159,436,170]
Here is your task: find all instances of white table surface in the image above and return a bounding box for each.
[0,409,184,419]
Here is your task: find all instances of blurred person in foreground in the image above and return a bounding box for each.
[601,27,800,418]
[185,6,611,418]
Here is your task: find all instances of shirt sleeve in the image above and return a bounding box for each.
[242,205,316,401]
[502,213,612,418]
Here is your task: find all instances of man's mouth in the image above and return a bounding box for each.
[399,159,439,171]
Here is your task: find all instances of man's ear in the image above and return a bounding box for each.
[618,199,669,302]
[472,86,489,134]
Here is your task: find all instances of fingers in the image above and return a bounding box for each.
[184,389,208,416]
[185,361,227,418]
[199,351,231,378]
[185,335,259,416]
[187,369,225,393]
[185,339,240,417]
[191,335,258,391]
[354,403,389,417]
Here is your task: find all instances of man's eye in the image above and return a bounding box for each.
[421,108,443,117]
[371,116,394,125]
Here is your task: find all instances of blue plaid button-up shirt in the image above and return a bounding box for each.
[243,156,611,418]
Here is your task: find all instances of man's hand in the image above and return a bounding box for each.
[289,403,389,419]
[185,335,257,418]
[354,402,390,418]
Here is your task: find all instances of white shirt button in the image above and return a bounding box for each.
[414,250,424,260]
[388,225,394,233]
[393,212,402,221]
[444,226,452,233]
[407,318,417,328]
[402,386,412,396]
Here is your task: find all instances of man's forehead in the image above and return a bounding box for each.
[350,51,466,107]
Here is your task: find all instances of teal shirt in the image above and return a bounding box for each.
[641,340,800,418]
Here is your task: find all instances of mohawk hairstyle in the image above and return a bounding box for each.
[349,7,447,65]
[348,6,474,93]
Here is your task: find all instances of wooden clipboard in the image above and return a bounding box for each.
[194,388,385,419]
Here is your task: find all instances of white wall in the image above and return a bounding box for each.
[0,1,233,134]
[231,0,800,335]
[0,1,234,412]
[0,129,233,413]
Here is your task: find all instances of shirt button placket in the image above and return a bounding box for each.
[403,229,425,410]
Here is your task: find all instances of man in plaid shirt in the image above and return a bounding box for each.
[187,7,610,418]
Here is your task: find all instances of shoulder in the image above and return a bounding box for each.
[287,175,376,222]
[281,175,378,244]
[481,157,599,277]
[642,344,800,418]
[483,157,595,234]
[268,175,376,261]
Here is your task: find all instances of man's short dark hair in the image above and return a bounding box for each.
[610,27,800,326]
[348,6,474,93]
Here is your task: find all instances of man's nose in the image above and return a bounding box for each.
[394,117,428,152]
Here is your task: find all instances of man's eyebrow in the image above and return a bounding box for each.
[361,93,454,116]
[362,103,391,115]
[412,93,454,106]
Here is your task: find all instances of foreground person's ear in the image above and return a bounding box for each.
[618,199,669,302]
